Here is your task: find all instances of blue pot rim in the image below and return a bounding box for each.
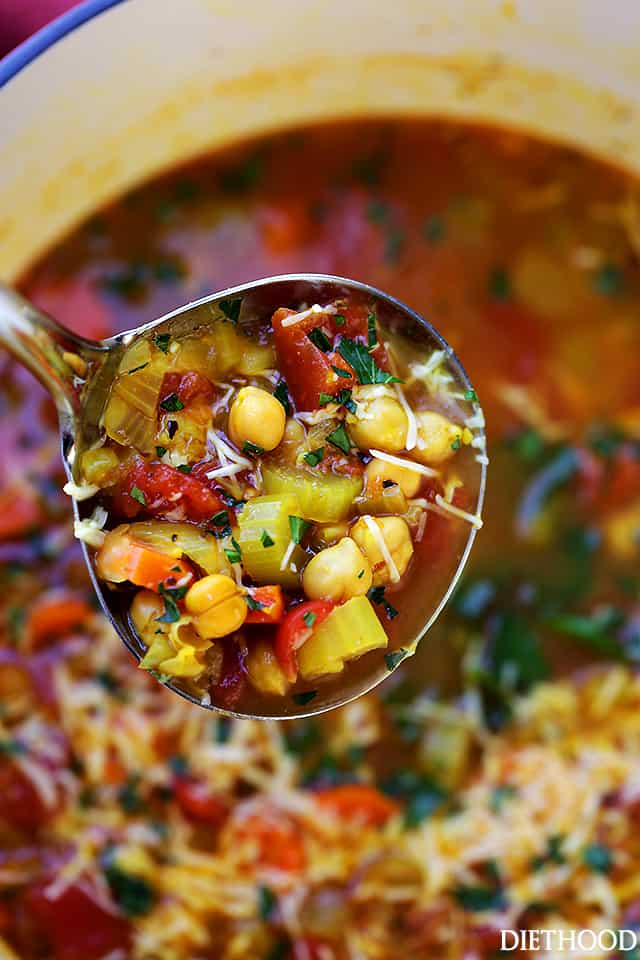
[0,0,127,89]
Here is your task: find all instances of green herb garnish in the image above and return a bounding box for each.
[303,447,324,467]
[303,611,317,629]
[593,262,624,297]
[224,538,242,565]
[385,648,408,671]
[154,332,171,353]
[104,863,155,916]
[155,445,167,458]
[490,784,518,813]
[160,393,184,412]
[261,529,275,548]
[451,436,461,451]
[130,485,147,506]
[219,297,242,324]
[273,380,291,414]
[331,364,351,379]
[308,327,332,352]
[488,266,511,301]
[293,690,317,706]
[367,312,377,347]
[336,337,401,386]
[125,362,150,375]
[156,583,188,624]
[289,515,311,544]
[454,884,507,912]
[465,389,478,403]
[583,843,613,874]
[242,440,264,456]
[333,313,346,327]
[423,214,445,244]
[245,595,265,612]
[318,389,356,413]
[177,464,192,474]
[210,510,230,528]
[257,885,277,921]
[326,424,351,455]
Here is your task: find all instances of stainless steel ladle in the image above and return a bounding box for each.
[0,274,486,720]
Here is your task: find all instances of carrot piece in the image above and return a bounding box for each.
[28,593,94,645]
[315,784,398,826]
[245,585,285,624]
[96,526,193,592]
[0,491,41,541]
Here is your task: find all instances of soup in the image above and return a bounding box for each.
[0,119,638,959]
[75,286,482,713]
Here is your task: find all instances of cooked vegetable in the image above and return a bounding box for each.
[96,525,194,591]
[356,482,408,517]
[127,521,232,576]
[184,574,247,639]
[262,463,362,523]
[244,585,285,624]
[302,538,372,602]
[228,386,286,452]
[275,599,336,681]
[351,516,413,585]
[364,457,422,498]
[237,494,306,589]
[246,639,289,695]
[297,596,388,679]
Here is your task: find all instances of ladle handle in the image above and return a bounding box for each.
[0,284,103,423]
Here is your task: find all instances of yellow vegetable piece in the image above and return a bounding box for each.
[168,615,211,652]
[129,521,232,576]
[237,494,306,589]
[262,463,362,523]
[302,538,372,603]
[228,386,285,452]
[103,392,156,454]
[246,639,289,695]
[80,446,121,486]
[236,341,276,375]
[297,596,388,680]
[176,335,218,381]
[112,360,165,420]
[356,482,407,517]
[185,574,247,639]
[159,644,206,678]
[211,322,245,374]
[139,632,175,671]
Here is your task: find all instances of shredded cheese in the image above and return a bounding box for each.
[206,430,252,479]
[393,383,418,450]
[73,506,108,548]
[279,539,296,572]
[362,515,400,583]
[369,448,439,478]
[426,494,483,529]
[63,479,99,501]
[280,303,337,327]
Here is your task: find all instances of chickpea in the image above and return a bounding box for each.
[351,516,413,586]
[413,411,463,465]
[303,537,372,602]
[346,386,407,452]
[185,574,247,639]
[313,521,350,549]
[228,386,285,452]
[246,639,289,695]
[365,458,421,499]
[158,645,206,679]
[130,589,166,636]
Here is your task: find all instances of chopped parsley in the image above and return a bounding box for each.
[160,393,184,412]
[156,583,188,624]
[130,484,147,506]
[368,585,399,621]
[302,611,317,629]
[104,861,155,916]
[326,424,351,455]
[303,447,324,467]
[245,595,265,612]
[292,690,317,706]
[242,440,264,456]
[531,834,566,871]
[273,380,291,414]
[219,297,242,324]
[289,515,311,544]
[224,538,242,565]
[367,312,377,347]
[0,738,26,756]
[308,327,332,352]
[454,883,507,912]
[155,445,167,458]
[451,436,461,451]
[593,262,624,297]
[385,648,408,671]
[124,362,150,375]
[336,336,401,386]
[154,332,171,353]
[167,420,179,439]
[117,775,143,813]
[382,769,447,828]
[177,464,192,474]
[331,364,352,379]
[209,510,231,538]
[257,885,277,921]
[319,389,357,414]
[333,313,346,327]
[464,388,479,403]
[583,843,613,874]
[261,529,275,548]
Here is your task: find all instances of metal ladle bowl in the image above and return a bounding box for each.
[0,274,486,720]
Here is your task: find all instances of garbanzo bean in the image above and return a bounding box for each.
[185,574,247,639]
[351,516,413,586]
[228,386,286,452]
[346,386,407,452]
[413,411,463,465]
[303,537,372,602]
[365,457,422,498]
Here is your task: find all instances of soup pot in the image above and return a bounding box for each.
[2,0,640,286]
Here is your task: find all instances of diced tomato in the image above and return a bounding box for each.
[30,279,112,340]
[315,784,398,826]
[111,457,227,521]
[0,760,53,831]
[275,600,336,682]
[245,586,285,624]
[210,639,247,711]
[160,370,216,407]
[271,308,356,410]
[27,593,94,647]
[237,812,306,872]
[0,490,42,541]
[173,776,228,825]
[25,877,131,960]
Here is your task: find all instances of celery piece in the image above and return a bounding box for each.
[356,483,407,516]
[139,632,174,670]
[237,494,306,588]
[262,463,362,523]
[211,321,245,375]
[175,335,218,381]
[297,595,388,680]
[129,521,231,576]
[113,361,165,419]
[103,392,156,454]
[237,341,276,376]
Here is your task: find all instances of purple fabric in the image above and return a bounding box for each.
[0,0,79,57]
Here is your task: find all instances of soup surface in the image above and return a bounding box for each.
[0,119,639,959]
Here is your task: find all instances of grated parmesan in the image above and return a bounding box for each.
[73,506,108,548]
[280,303,337,327]
[369,448,439,478]
[393,383,418,450]
[63,479,99,501]
[279,539,296,572]
[426,494,483,529]
[363,515,400,583]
